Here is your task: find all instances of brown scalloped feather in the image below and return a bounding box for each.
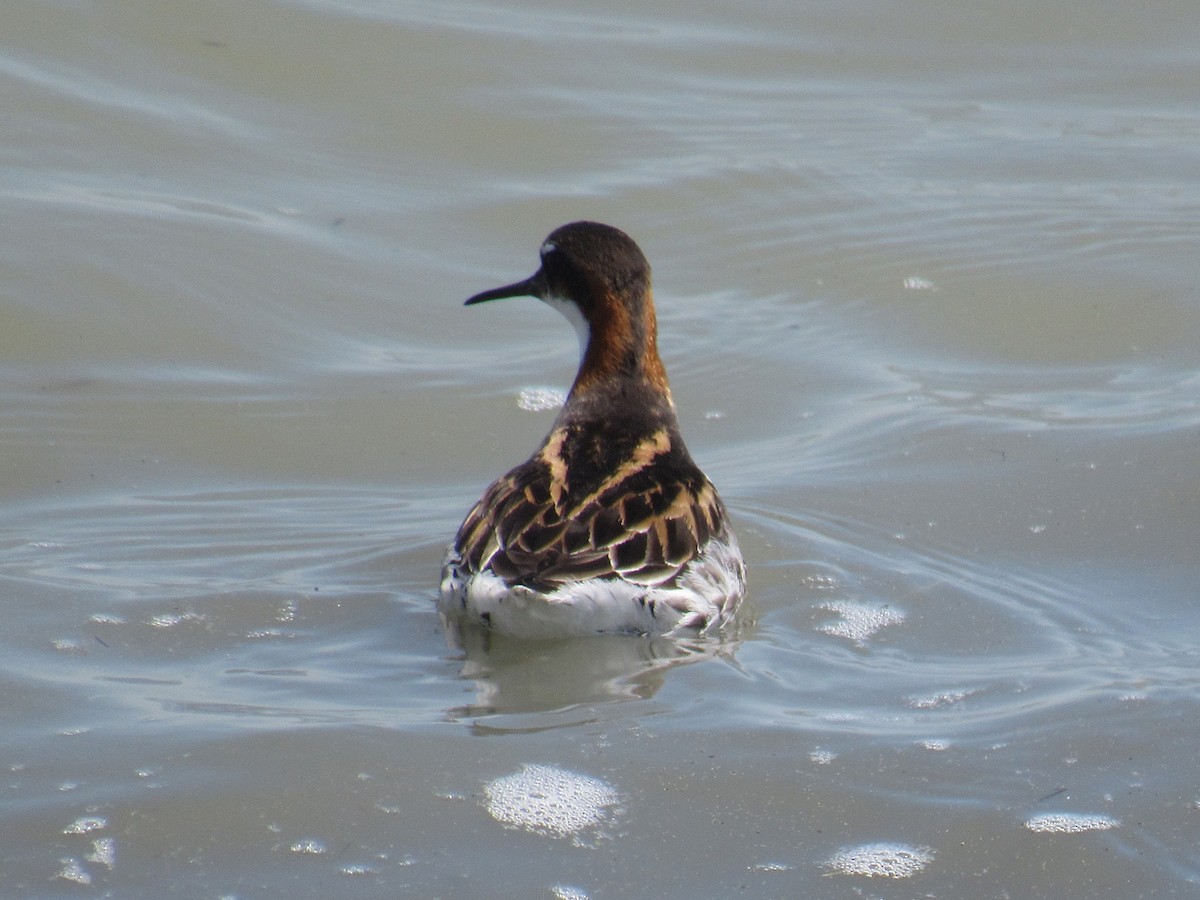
[455,454,729,592]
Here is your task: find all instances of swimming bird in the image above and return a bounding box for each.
[439,221,745,638]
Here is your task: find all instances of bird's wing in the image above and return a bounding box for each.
[454,457,726,589]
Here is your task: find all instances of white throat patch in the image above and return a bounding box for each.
[541,292,590,362]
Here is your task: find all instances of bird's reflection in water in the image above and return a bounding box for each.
[439,615,747,724]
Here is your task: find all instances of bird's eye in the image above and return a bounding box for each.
[539,240,557,260]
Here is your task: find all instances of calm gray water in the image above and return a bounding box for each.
[3,0,1198,896]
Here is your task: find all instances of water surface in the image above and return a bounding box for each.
[3,0,1198,896]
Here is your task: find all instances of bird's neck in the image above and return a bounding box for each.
[571,288,670,400]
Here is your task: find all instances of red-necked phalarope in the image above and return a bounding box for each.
[439,221,746,638]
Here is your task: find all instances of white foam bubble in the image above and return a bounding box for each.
[551,885,589,900]
[64,815,107,834]
[827,842,934,878]
[801,572,839,591]
[149,612,206,628]
[809,749,837,765]
[247,628,287,639]
[750,862,794,873]
[484,764,618,842]
[56,857,91,885]
[289,838,327,855]
[87,837,115,870]
[818,601,905,645]
[517,387,567,412]
[906,688,974,709]
[1024,812,1120,833]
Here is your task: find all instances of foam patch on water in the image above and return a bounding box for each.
[818,601,905,645]
[86,837,115,870]
[750,861,794,873]
[56,857,91,885]
[801,572,840,592]
[1024,812,1120,833]
[826,842,934,878]
[289,838,327,855]
[517,387,567,411]
[484,764,619,842]
[64,815,107,834]
[906,687,975,709]
[149,612,206,628]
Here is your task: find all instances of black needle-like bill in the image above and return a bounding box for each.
[464,273,542,306]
